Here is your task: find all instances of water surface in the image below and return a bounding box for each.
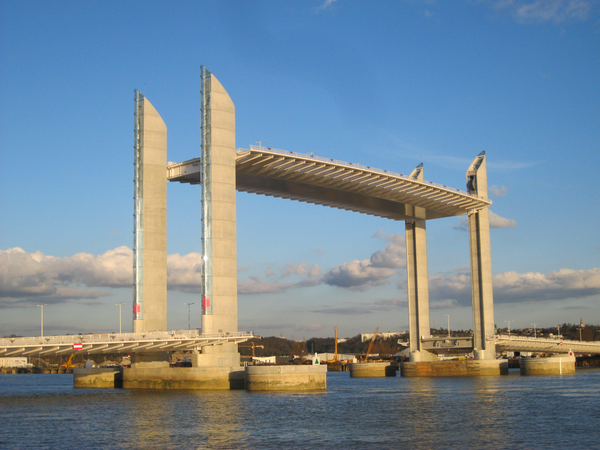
[1,369,598,449]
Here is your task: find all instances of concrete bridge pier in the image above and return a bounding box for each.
[405,164,437,364]
[466,152,496,361]
[520,354,576,375]
[401,153,506,377]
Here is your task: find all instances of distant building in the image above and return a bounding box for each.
[252,356,277,364]
[0,357,28,368]
[360,332,404,342]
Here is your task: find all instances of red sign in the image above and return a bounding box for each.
[202,296,210,308]
[73,343,83,351]
[134,304,141,314]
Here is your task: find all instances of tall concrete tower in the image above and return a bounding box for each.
[466,151,496,360]
[195,67,240,368]
[133,90,167,333]
[199,66,238,335]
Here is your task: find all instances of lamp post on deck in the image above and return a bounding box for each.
[505,320,513,337]
[37,304,47,337]
[444,314,453,338]
[184,303,194,330]
[531,323,539,339]
[116,303,125,334]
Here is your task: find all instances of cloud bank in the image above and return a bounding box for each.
[429,267,600,307]
[2,242,598,311]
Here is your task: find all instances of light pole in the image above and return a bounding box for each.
[444,314,452,338]
[505,320,513,337]
[116,303,125,334]
[37,304,47,337]
[184,303,194,330]
[531,323,539,339]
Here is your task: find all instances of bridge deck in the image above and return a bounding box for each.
[0,330,252,357]
[167,146,491,221]
[419,335,600,355]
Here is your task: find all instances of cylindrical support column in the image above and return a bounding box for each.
[406,219,435,362]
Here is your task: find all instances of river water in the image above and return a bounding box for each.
[1,369,599,449]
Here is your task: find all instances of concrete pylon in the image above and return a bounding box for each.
[466,152,496,360]
[405,164,436,362]
[133,91,167,334]
[195,66,240,368]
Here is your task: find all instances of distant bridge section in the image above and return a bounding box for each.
[167,146,491,221]
[0,331,252,358]
[494,335,600,354]
[419,335,600,355]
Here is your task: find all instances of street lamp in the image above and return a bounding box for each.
[116,303,125,334]
[505,320,513,337]
[444,314,453,338]
[531,323,539,339]
[184,303,194,330]
[37,304,47,337]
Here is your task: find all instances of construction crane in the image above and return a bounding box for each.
[325,327,339,364]
[362,327,379,362]
[60,354,76,369]
[239,342,264,357]
[333,326,339,362]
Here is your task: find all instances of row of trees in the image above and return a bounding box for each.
[239,335,406,359]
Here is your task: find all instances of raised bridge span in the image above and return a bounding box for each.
[167,145,490,220]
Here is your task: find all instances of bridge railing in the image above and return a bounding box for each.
[245,145,479,198]
[0,330,253,347]
[495,334,600,346]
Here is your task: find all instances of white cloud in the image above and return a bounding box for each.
[0,247,132,307]
[322,260,396,290]
[239,262,322,295]
[238,277,296,295]
[489,211,516,228]
[167,252,202,293]
[323,232,405,290]
[428,267,600,306]
[454,210,516,230]
[315,0,337,13]
[492,0,594,23]
[489,185,507,197]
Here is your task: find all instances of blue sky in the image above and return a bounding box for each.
[1,0,599,339]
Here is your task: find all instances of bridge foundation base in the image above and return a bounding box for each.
[245,365,327,391]
[400,359,508,377]
[520,354,576,376]
[73,368,123,388]
[349,362,397,377]
[122,366,245,390]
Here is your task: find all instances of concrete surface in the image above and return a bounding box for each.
[245,365,327,391]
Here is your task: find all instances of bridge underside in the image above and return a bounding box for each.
[167,147,490,221]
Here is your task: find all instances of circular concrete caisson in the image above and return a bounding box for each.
[245,365,327,391]
[520,355,576,376]
[349,362,397,378]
